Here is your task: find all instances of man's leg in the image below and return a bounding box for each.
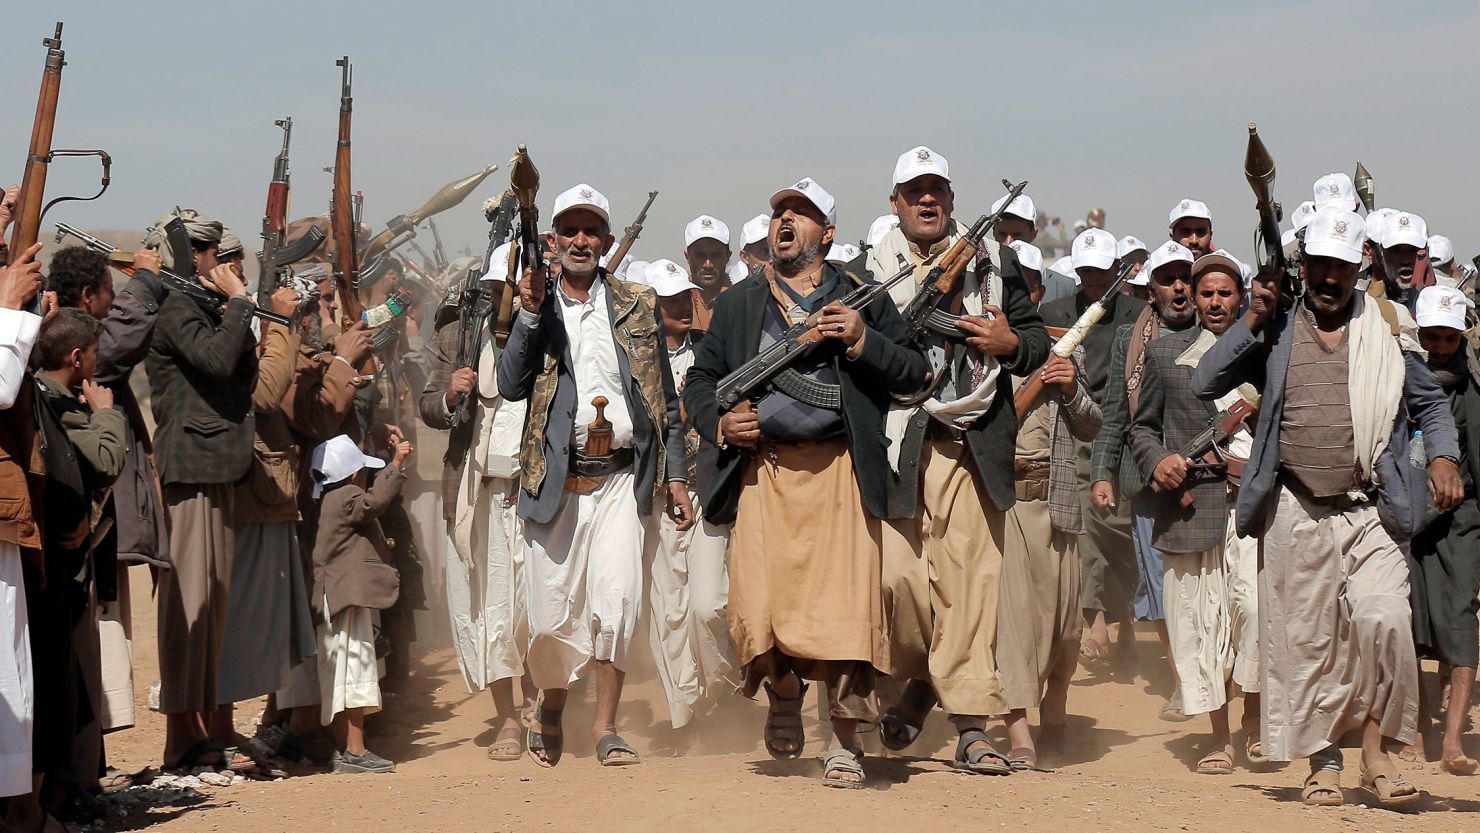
[1441,666,1476,771]
[592,661,634,761]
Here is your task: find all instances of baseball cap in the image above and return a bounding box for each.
[1009,240,1044,273]
[1415,285,1470,330]
[311,434,387,498]
[481,242,513,282]
[1191,248,1245,284]
[826,242,861,264]
[866,214,900,248]
[1312,173,1357,212]
[1302,209,1366,264]
[621,259,648,284]
[645,259,698,297]
[552,183,610,224]
[1383,211,1427,249]
[684,215,730,249]
[1427,234,1455,266]
[741,213,770,247]
[769,177,837,225]
[1117,235,1148,258]
[1290,200,1318,232]
[1049,255,1076,280]
[892,145,950,187]
[727,260,750,284]
[991,192,1036,223]
[1168,198,1212,226]
[1143,240,1195,281]
[1071,228,1117,272]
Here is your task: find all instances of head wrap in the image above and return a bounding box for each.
[217,229,244,259]
[140,208,224,271]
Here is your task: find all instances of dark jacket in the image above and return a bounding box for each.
[312,466,404,618]
[1040,290,1145,402]
[145,292,258,486]
[884,254,1049,516]
[1129,327,1230,553]
[683,263,930,524]
[1191,295,1460,539]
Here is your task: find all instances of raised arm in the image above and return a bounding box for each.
[97,270,167,386]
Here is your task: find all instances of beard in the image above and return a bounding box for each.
[558,246,597,277]
[1154,293,1195,327]
[1305,285,1352,319]
[772,240,821,274]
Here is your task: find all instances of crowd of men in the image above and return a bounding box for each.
[0,140,1477,830]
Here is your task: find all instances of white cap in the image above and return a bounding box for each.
[991,192,1037,223]
[622,259,649,284]
[310,434,386,498]
[1049,255,1076,280]
[1382,211,1427,249]
[1008,240,1043,273]
[1302,208,1366,264]
[1168,198,1212,226]
[727,260,750,284]
[1312,173,1357,212]
[1071,228,1117,272]
[1280,228,1298,249]
[769,177,837,225]
[866,214,900,248]
[1427,234,1455,266]
[741,213,770,247]
[684,215,730,249]
[1143,240,1195,281]
[892,145,950,187]
[826,242,861,264]
[1117,235,1148,258]
[645,259,698,297]
[1415,285,1471,330]
[1291,200,1318,232]
[481,242,513,282]
[552,183,610,224]
[1364,207,1396,247]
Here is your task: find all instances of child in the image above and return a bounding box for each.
[310,433,411,774]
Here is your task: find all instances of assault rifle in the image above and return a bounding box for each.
[54,221,291,326]
[605,191,658,274]
[1012,260,1135,420]
[1154,398,1256,508]
[258,118,326,306]
[448,192,518,426]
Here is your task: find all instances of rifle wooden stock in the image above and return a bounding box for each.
[605,190,658,275]
[8,23,65,267]
[331,56,362,327]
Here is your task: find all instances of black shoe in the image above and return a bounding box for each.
[334,749,396,774]
[276,729,337,765]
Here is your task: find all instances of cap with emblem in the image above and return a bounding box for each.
[741,213,770,247]
[1291,200,1318,233]
[826,242,861,264]
[1382,211,1427,249]
[1071,228,1117,272]
[991,192,1036,223]
[552,183,610,224]
[866,214,900,248]
[1143,240,1195,281]
[1415,285,1471,330]
[1117,235,1148,258]
[1168,198,1212,226]
[1427,234,1455,266]
[1312,173,1357,212]
[769,177,837,225]
[1009,240,1044,273]
[645,259,698,297]
[892,145,950,187]
[1302,209,1366,264]
[684,215,730,249]
[481,242,513,282]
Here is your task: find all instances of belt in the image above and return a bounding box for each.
[925,418,965,443]
[1013,459,1050,480]
[564,447,634,495]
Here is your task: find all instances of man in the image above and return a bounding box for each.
[1119,236,1150,280]
[1426,235,1461,286]
[1169,199,1214,257]
[1125,262,1152,303]
[684,176,927,789]
[1091,240,1200,719]
[1008,241,1059,307]
[643,259,733,732]
[1359,208,1396,298]
[144,211,260,771]
[497,184,691,767]
[1192,208,1462,807]
[736,213,771,274]
[1129,250,1262,773]
[418,242,530,762]
[683,215,731,333]
[1373,211,1430,306]
[1406,285,1479,776]
[1040,228,1145,663]
[991,191,1075,303]
[865,146,1049,774]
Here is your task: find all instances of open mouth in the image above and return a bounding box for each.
[918,207,939,223]
[1169,294,1189,310]
[776,226,797,245]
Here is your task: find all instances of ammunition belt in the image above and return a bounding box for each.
[772,368,841,411]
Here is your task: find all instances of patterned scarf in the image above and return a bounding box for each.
[1123,304,1160,415]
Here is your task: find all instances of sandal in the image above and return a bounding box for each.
[762,679,808,760]
[1006,747,1038,773]
[164,738,226,772]
[1196,746,1234,775]
[821,746,867,790]
[223,746,261,774]
[595,733,641,767]
[1360,759,1421,806]
[879,680,937,752]
[1441,752,1478,776]
[525,702,564,768]
[98,767,135,794]
[951,729,1011,775]
[1301,769,1343,807]
[1244,734,1269,766]
[1079,635,1111,666]
[487,720,523,762]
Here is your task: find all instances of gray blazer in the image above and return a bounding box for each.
[1190,297,1460,539]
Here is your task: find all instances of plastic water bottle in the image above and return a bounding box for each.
[1410,429,1427,468]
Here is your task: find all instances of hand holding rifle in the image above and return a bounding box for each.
[0,186,19,234]
[0,242,44,309]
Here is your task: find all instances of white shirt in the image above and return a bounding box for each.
[558,279,634,452]
[0,308,42,409]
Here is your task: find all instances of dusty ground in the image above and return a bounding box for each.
[100,573,1479,833]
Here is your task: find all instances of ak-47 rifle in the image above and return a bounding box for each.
[330,56,363,331]
[1012,260,1135,420]
[360,165,499,269]
[427,218,450,272]
[1154,398,1256,508]
[605,191,658,274]
[54,221,291,326]
[258,118,326,306]
[1353,161,1375,213]
[446,193,518,426]
[8,22,113,296]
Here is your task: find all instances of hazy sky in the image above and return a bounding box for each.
[4,1,1478,273]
